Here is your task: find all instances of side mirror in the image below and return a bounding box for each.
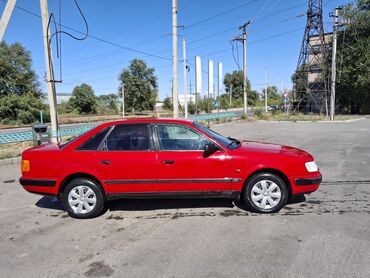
[203,142,220,157]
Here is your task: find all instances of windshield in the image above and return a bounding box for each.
[193,122,240,150]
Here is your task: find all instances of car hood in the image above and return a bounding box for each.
[235,140,312,158]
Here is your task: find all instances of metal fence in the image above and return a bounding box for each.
[189,112,239,121]
[0,113,239,144]
[0,124,97,144]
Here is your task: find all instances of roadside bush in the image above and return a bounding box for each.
[0,93,46,124]
[272,109,282,116]
[254,108,263,117]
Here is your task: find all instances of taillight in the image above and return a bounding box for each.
[21,160,30,172]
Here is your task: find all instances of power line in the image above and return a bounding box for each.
[185,0,258,29]
[5,0,171,61]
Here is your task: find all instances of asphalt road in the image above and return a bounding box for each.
[0,119,369,278]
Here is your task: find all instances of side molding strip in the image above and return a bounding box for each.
[104,178,242,185]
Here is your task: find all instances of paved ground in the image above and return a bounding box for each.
[0,119,369,278]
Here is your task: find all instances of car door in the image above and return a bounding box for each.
[94,123,162,194]
[154,123,235,194]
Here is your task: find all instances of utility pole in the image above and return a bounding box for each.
[40,0,59,142]
[239,20,253,116]
[121,85,125,117]
[229,84,232,106]
[182,36,188,118]
[0,0,17,41]
[330,7,340,122]
[264,68,268,112]
[172,0,179,118]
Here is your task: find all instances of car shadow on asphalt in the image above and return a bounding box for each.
[34,194,307,214]
[107,198,235,212]
[35,196,64,211]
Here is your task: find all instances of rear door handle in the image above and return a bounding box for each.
[163,160,175,164]
[101,160,111,165]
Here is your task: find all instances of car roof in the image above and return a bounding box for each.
[101,118,194,127]
[100,118,194,126]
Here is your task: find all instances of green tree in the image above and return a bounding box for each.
[162,97,173,110]
[68,83,97,114]
[261,86,281,105]
[223,70,255,105]
[188,100,196,115]
[0,41,41,97]
[219,94,230,110]
[0,41,46,124]
[118,59,158,112]
[336,0,370,113]
[97,93,118,112]
[0,92,46,124]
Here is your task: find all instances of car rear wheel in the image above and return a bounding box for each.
[243,173,288,213]
[62,178,105,219]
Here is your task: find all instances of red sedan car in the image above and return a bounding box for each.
[20,119,322,218]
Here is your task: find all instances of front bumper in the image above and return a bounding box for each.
[290,173,322,195]
[295,175,322,186]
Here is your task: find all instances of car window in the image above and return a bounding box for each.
[157,124,209,151]
[76,127,111,151]
[102,124,151,151]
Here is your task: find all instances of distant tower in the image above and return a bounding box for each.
[293,0,329,113]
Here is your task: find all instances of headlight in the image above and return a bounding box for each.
[305,161,318,172]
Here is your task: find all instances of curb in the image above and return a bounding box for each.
[0,156,21,167]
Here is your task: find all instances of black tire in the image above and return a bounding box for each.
[243,172,288,213]
[62,178,105,219]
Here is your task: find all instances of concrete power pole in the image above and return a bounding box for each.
[121,85,125,117]
[40,0,59,142]
[239,20,253,116]
[330,7,340,122]
[264,68,268,112]
[182,37,188,118]
[0,0,17,41]
[229,84,232,106]
[172,0,179,118]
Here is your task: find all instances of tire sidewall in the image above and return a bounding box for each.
[243,173,288,213]
[62,178,105,219]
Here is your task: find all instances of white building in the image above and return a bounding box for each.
[178,94,196,106]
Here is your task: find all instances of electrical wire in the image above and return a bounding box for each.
[5,0,171,61]
[185,0,258,29]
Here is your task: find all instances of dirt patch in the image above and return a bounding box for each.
[106,215,124,220]
[79,253,94,263]
[84,261,114,277]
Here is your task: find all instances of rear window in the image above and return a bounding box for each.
[102,124,151,151]
[77,127,111,151]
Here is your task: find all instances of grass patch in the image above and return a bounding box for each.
[0,141,33,159]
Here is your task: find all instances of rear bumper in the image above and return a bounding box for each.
[19,178,58,196]
[19,178,56,187]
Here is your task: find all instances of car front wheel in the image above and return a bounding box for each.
[62,178,105,219]
[243,173,288,213]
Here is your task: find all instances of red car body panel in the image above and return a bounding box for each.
[20,119,321,199]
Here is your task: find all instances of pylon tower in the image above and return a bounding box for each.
[293,0,329,114]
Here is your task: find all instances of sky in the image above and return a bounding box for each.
[1,0,348,100]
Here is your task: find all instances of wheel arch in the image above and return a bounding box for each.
[243,168,292,198]
[58,172,104,198]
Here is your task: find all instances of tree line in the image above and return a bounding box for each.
[1,0,367,124]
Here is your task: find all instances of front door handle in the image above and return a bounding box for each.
[163,160,175,165]
[101,160,111,165]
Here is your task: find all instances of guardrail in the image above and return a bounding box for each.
[189,112,239,121]
[0,124,97,144]
[1,112,240,144]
